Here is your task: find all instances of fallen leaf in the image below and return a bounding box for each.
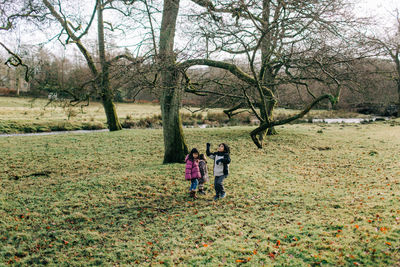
[269,252,275,259]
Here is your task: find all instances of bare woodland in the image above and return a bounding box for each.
[1,0,400,162]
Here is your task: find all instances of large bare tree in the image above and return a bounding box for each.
[175,0,369,147]
[41,0,123,130]
[367,9,400,117]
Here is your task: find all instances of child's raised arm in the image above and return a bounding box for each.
[206,143,215,159]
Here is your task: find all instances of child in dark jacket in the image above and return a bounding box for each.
[198,154,209,195]
[185,148,201,198]
[206,143,231,200]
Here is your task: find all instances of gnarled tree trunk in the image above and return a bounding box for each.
[261,0,279,136]
[396,57,400,117]
[97,0,121,131]
[159,0,188,163]
[397,79,400,117]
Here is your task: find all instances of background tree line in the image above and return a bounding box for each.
[1,49,398,115]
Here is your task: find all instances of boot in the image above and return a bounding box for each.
[190,190,197,199]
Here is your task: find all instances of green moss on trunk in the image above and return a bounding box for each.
[159,0,188,163]
[102,96,122,131]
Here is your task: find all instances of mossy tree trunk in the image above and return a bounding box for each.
[159,0,188,163]
[97,0,121,131]
[397,79,400,117]
[395,55,400,117]
[160,68,188,163]
[265,98,277,135]
[261,0,279,136]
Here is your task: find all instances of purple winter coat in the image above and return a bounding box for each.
[185,155,201,180]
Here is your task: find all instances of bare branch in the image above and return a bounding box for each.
[0,41,30,82]
[250,94,337,148]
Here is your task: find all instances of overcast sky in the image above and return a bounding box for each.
[1,0,400,60]
[357,0,400,24]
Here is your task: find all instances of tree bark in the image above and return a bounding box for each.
[395,54,400,117]
[261,0,279,136]
[159,0,188,163]
[97,0,121,131]
[397,79,400,117]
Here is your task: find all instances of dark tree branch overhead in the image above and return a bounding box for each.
[0,0,48,85]
[0,41,30,82]
[250,94,337,148]
[42,0,99,77]
[76,0,98,40]
[179,58,257,85]
[0,0,46,31]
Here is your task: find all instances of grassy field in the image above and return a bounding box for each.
[0,96,369,134]
[0,97,162,121]
[1,121,400,265]
[0,96,163,133]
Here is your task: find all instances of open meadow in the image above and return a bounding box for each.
[0,97,162,133]
[1,119,400,265]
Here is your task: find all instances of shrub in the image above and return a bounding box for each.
[82,122,105,130]
[234,112,252,123]
[122,114,162,129]
[206,112,228,123]
[36,126,51,132]
[0,87,17,96]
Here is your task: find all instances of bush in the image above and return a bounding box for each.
[181,112,204,126]
[0,120,107,134]
[36,126,51,132]
[121,114,162,129]
[82,122,105,130]
[234,112,252,123]
[0,87,17,96]
[121,119,136,128]
[206,112,228,123]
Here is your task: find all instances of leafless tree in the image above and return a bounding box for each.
[366,9,400,117]
[175,0,372,148]
[0,0,45,83]
[40,0,126,130]
[1,0,161,130]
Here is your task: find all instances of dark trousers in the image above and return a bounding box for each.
[214,175,227,196]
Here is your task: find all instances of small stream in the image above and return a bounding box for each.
[0,129,109,138]
[311,117,389,123]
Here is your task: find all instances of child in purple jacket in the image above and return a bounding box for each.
[185,148,201,198]
[198,154,209,195]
